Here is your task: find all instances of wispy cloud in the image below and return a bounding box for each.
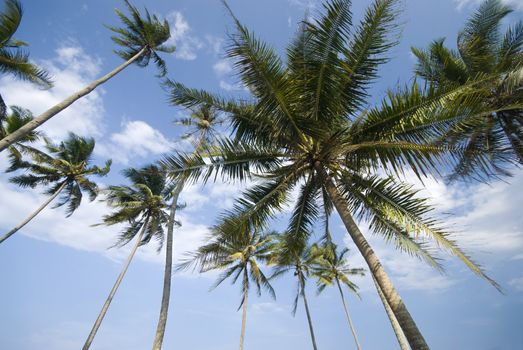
[453,0,523,11]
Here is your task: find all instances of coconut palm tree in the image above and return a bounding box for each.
[82,165,171,350]
[179,217,276,350]
[0,105,41,159]
[151,104,224,350]
[0,0,53,117]
[162,1,504,348]
[0,133,111,245]
[411,0,523,180]
[310,243,365,350]
[0,0,175,153]
[270,239,322,350]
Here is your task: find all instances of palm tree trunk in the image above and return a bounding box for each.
[372,275,410,350]
[0,47,147,153]
[300,275,319,350]
[335,278,362,350]
[82,218,149,350]
[322,177,429,350]
[239,271,249,350]
[0,181,66,245]
[151,181,184,350]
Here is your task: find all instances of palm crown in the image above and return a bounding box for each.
[0,106,41,148]
[107,0,176,77]
[8,133,111,216]
[102,165,171,248]
[411,0,523,179]
[0,0,52,87]
[310,243,364,296]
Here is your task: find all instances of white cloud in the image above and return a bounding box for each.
[219,80,247,92]
[251,302,287,314]
[508,277,523,292]
[166,11,204,60]
[213,59,233,77]
[0,44,105,140]
[95,120,176,165]
[454,0,523,11]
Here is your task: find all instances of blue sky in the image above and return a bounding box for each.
[1,0,523,349]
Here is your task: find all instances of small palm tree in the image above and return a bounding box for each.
[82,165,171,350]
[270,239,322,350]
[310,243,364,350]
[162,1,503,348]
[0,133,111,245]
[0,0,53,117]
[179,218,276,350]
[411,0,523,180]
[151,104,224,350]
[0,0,175,152]
[0,105,41,158]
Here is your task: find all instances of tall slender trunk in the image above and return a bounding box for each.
[0,47,147,153]
[372,276,410,350]
[322,175,429,350]
[151,181,184,350]
[0,181,66,245]
[300,274,319,350]
[239,271,249,350]
[82,218,149,350]
[335,278,362,350]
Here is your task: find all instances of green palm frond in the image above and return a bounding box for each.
[107,0,175,76]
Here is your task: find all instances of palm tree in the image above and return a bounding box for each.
[162,1,503,348]
[151,104,224,350]
[411,0,523,180]
[270,239,321,350]
[0,0,175,153]
[0,105,41,158]
[82,165,171,350]
[0,0,53,118]
[0,133,111,245]
[179,217,276,350]
[311,243,365,350]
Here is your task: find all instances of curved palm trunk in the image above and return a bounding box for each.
[335,278,362,350]
[0,181,66,245]
[151,182,184,350]
[0,47,147,153]
[300,275,319,350]
[323,177,429,350]
[239,271,249,350]
[82,219,148,350]
[372,275,409,350]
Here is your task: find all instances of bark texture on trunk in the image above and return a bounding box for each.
[300,274,319,350]
[82,219,148,350]
[239,271,249,350]
[0,181,66,244]
[0,47,147,153]
[151,182,183,350]
[322,176,429,350]
[336,278,362,350]
[372,275,410,350]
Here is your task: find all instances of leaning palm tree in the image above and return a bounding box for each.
[162,1,504,348]
[151,104,224,350]
[82,165,171,350]
[0,0,175,152]
[411,0,523,180]
[270,239,321,350]
[179,217,276,350]
[0,133,111,245]
[0,0,53,117]
[310,243,365,350]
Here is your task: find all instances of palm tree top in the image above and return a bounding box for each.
[7,133,111,216]
[0,0,53,88]
[102,164,170,248]
[161,0,501,291]
[107,0,176,77]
